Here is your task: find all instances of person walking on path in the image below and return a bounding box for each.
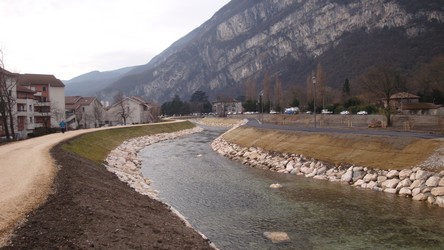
[59,120,66,133]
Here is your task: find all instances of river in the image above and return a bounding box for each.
[139,126,444,249]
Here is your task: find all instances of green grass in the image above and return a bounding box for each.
[62,121,195,164]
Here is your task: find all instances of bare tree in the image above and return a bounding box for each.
[262,71,272,111]
[74,108,84,129]
[38,101,63,132]
[316,62,326,109]
[93,101,104,127]
[360,64,403,127]
[273,76,283,112]
[113,91,133,125]
[0,51,17,140]
[245,77,257,101]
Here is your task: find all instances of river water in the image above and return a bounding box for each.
[139,126,444,250]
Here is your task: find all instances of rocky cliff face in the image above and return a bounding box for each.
[98,0,444,104]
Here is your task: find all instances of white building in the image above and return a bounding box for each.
[105,96,157,125]
[17,74,65,130]
[65,96,105,129]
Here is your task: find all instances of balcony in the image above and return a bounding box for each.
[34,102,51,107]
[17,111,28,116]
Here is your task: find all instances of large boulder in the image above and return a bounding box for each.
[426,176,441,187]
[341,167,353,183]
[263,232,290,243]
[431,187,444,196]
[386,170,399,179]
[382,179,400,189]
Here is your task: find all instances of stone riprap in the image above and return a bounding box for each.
[211,136,444,208]
[104,127,203,199]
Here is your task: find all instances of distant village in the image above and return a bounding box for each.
[0,69,163,140]
[1,67,443,141]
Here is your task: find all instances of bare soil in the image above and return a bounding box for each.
[2,141,213,249]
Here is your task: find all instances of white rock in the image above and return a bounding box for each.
[410,179,425,189]
[367,181,378,189]
[354,179,365,186]
[399,169,413,180]
[386,170,399,179]
[412,193,428,201]
[426,176,441,187]
[363,173,376,183]
[440,177,444,187]
[353,166,363,171]
[435,196,444,207]
[416,169,433,180]
[382,179,400,189]
[270,183,283,189]
[399,187,412,196]
[427,196,436,204]
[384,188,397,194]
[431,187,444,196]
[397,178,412,188]
[377,176,387,184]
[341,168,353,183]
[316,166,327,175]
[412,188,422,197]
[263,232,290,244]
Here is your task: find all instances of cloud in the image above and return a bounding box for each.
[0,0,230,79]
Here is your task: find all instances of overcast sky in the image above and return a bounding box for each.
[0,0,230,80]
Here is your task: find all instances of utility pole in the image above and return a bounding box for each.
[312,71,317,128]
[259,90,264,123]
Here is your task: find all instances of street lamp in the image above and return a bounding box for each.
[259,90,264,123]
[312,71,317,128]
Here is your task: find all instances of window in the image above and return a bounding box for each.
[29,105,33,111]
[42,86,47,92]
[82,107,85,112]
[30,117,33,123]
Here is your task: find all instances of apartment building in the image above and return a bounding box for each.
[0,71,65,139]
[65,96,104,129]
[17,74,65,132]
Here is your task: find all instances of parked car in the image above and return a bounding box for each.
[340,110,350,115]
[305,111,312,114]
[269,110,279,114]
[321,109,333,114]
[284,107,300,114]
[357,111,368,115]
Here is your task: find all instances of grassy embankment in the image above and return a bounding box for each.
[62,121,195,163]
[221,125,442,171]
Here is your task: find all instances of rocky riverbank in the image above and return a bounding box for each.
[105,126,204,199]
[211,135,444,208]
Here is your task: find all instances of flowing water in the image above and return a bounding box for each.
[139,126,444,250]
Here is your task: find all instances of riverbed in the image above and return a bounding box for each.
[139,126,444,249]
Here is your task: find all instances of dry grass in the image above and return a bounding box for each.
[62,121,195,164]
[222,126,442,170]
[200,117,243,126]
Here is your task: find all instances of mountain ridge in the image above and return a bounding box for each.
[66,0,444,105]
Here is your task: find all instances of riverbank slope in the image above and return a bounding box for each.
[1,121,213,249]
[221,126,444,171]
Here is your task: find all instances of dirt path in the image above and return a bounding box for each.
[0,128,103,245]
[0,124,213,249]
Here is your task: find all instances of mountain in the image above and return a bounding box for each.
[63,66,136,96]
[82,0,444,104]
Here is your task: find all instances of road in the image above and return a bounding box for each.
[246,118,444,139]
